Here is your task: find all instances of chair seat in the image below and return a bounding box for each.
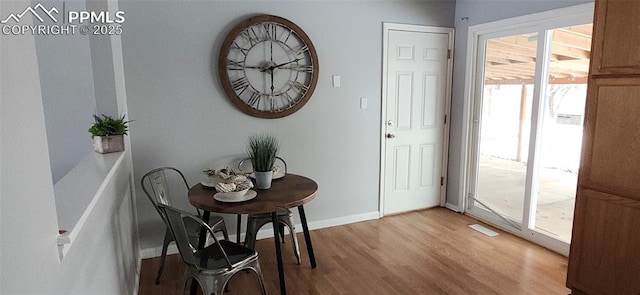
[194,240,258,274]
[158,204,266,295]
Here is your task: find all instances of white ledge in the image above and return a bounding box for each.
[54,151,126,260]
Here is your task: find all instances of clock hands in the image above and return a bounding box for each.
[271,71,275,96]
[241,58,303,72]
[260,57,304,73]
[270,40,274,96]
[274,58,304,69]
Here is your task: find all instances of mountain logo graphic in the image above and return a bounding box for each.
[1,3,59,24]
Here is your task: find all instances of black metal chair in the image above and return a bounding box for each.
[141,167,229,284]
[238,157,301,264]
[158,204,267,295]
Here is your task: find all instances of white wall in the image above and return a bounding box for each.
[445,0,594,210]
[120,0,456,252]
[0,0,139,293]
[34,0,97,183]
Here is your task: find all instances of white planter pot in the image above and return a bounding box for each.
[254,171,273,189]
[93,135,125,154]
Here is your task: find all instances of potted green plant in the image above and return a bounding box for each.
[247,133,279,189]
[89,114,130,154]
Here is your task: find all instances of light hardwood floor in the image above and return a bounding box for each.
[138,208,570,295]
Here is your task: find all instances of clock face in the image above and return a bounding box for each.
[218,15,319,119]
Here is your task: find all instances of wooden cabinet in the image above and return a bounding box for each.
[590,0,640,75]
[567,0,640,294]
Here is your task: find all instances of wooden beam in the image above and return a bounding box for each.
[484,76,588,85]
[517,83,528,162]
[557,23,593,37]
[492,35,590,60]
[486,46,536,63]
[552,30,592,51]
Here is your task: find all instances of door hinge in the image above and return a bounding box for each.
[440,176,445,186]
[447,49,452,59]
[444,115,447,124]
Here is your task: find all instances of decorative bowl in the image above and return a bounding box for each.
[223,188,249,200]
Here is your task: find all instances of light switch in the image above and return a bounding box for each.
[332,75,341,88]
[360,97,368,109]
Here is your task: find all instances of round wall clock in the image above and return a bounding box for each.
[218,15,319,119]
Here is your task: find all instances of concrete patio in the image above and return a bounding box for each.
[476,156,576,242]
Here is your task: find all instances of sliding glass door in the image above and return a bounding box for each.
[473,31,538,229]
[468,23,591,252]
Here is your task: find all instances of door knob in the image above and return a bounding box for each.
[386,133,396,139]
[387,120,394,126]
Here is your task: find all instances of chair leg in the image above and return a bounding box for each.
[279,223,286,243]
[188,276,212,295]
[281,214,301,265]
[217,219,229,241]
[245,216,271,249]
[250,260,267,295]
[185,271,210,295]
[289,226,301,265]
[236,214,242,244]
[214,273,234,295]
[155,230,173,284]
[244,218,256,249]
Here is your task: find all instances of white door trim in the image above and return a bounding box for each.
[379,23,454,217]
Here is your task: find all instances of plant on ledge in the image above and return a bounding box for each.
[89,114,130,138]
[89,114,131,154]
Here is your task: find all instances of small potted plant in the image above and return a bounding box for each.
[88,114,130,154]
[247,133,279,189]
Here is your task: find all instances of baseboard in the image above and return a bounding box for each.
[252,210,380,240]
[139,211,380,259]
[445,202,462,213]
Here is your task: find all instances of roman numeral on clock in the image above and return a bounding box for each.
[231,42,249,56]
[231,77,249,94]
[242,30,258,45]
[227,59,245,71]
[294,45,309,57]
[247,91,263,108]
[263,23,276,40]
[292,65,313,73]
[280,91,297,107]
[292,81,309,93]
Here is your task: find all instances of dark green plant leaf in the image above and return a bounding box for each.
[246,133,279,172]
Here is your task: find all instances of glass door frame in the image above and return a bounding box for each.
[462,6,594,256]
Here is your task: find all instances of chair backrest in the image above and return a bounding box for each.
[238,156,288,174]
[141,167,192,218]
[157,204,233,270]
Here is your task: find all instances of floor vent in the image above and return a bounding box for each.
[469,224,499,237]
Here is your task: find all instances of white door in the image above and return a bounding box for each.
[382,25,453,215]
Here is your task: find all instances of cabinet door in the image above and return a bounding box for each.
[578,77,640,197]
[567,188,640,294]
[590,0,640,75]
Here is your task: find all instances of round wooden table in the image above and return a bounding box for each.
[188,174,318,295]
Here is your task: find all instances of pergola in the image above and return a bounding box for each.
[484,24,592,85]
[481,24,592,162]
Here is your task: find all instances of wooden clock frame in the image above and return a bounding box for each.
[218,15,319,119]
